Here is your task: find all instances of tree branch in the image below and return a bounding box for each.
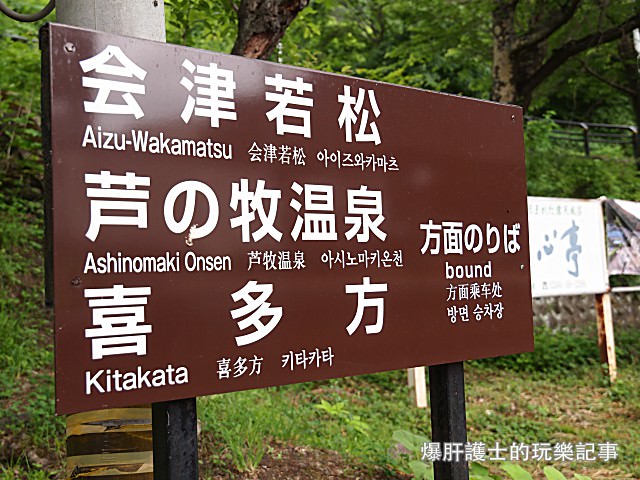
[231,0,310,58]
[522,12,640,98]
[514,0,581,51]
[580,59,634,96]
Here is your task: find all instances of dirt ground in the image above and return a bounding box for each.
[200,436,411,480]
[0,431,412,479]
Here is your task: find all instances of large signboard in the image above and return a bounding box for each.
[528,197,608,297]
[42,24,532,414]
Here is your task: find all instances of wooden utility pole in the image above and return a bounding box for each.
[51,3,198,479]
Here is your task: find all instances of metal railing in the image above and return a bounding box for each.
[526,116,639,159]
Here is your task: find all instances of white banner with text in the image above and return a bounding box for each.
[528,197,608,298]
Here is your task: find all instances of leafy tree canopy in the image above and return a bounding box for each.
[0,0,638,202]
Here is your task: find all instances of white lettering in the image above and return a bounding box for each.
[445,261,493,279]
[81,125,233,160]
[85,370,105,394]
[184,251,232,272]
[84,364,189,394]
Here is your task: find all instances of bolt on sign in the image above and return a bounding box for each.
[41,23,533,415]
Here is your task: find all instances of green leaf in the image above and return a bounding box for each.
[573,475,592,480]
[392,429,428,453]
[315,399,346,416]
[408,460,433,480]
[470,462,499,479]
[501,462,533,480]
[543,466,568,480]
[470,462,490,476]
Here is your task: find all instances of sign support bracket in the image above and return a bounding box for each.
[429,362,469,480]
[152,397,199,480]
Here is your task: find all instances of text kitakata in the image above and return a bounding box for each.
[85,364,189,394]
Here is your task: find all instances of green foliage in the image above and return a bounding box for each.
[0,296,43,382]
[529,1,638,125]
[406,459,433,480]
[527,152,640,200]
[524,115,559,157]
[198,388,299,472]
[532,51,635,127]
[0,1,45,201]
[525,118,640,200]
[495,464,593,480]
[470,461,494,480]
[356,0,492,95]
[165,0,236,52]
[281,0,640,130]
[1,0,638,209]
[496,463,592,480]
[609,274,640,288]
[389,431,597,480]
[0,463,55,480]
[614,326,640,366]
[608,374,640,412]
[471,326,599,374]
[0,196,63,463]
[315,399,371,436]
[282,0,493,96]
[0,199,46,423]
[391,429,433,479]
[542,466,568,480]
[392,429,428,453]
[500,463,533,480]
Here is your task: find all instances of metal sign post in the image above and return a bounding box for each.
[152,398,199,480]
[429,362,469,480]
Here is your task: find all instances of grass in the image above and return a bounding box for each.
[195,362,640,479]
[466,366,639,479]
[0,196,639,479]
[0,199,64,478]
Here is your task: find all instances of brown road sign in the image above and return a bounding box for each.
[41,23,533,414]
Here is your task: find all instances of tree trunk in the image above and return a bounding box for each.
[490,1,517,104]
[490,0,640,109]
[490,1,548,108]
[231,0,309,59]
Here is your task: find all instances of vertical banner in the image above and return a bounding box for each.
[528,197,608,297]
[605,199,640,275]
